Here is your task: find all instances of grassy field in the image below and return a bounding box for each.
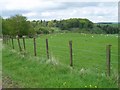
[0,40,2,89]
[2,33,118,88]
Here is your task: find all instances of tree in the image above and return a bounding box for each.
[2,14,35,37]
[0,16,2,36]
[48,21,56,27]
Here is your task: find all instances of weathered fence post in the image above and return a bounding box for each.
[33,37,37,56]
[8,36,10,44]
[46,39,49,59]
[8,36,11,46]
[4,36,6,44]
[17,37,22,52]
[23,37,26,50]
[69,40,73,67]
[11,37,14,49]
[6,36,8,45]
[8,36,10,45]
[3,36,6,44]
[5,36,7,44]
[106,44,112,76]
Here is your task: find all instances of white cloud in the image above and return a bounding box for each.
[23,12,37,17]
[0,0,118,22]
[41,12,52,17]
[34,3,117,22]
[2,0,63,11]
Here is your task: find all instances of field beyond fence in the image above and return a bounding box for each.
[3,33,118,78]
[3,33,118,87]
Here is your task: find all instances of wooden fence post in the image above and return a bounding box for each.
[17,37,22,52]
[6,36,8,45]
[23,37,26,50]
[3,36,6,44]
[11,37,14,49]
[8,36,11,46]
[4,35,6,44]
[8,36,10,45]
[69,40,73,67]
[46,39,49,59]
[5,35,7,44]
[33,37,37,56]
[106,44,112,76]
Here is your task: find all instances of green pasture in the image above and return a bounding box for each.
[2,33,118,88]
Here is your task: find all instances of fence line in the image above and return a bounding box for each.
[4,36,118,57]
[49,39,118,48]
[50,45,118,57]
[3,35,118,76]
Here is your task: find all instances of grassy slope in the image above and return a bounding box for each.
[3,33,118,88]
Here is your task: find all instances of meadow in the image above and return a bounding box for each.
[2,33,118,88]
[0,40,2,89]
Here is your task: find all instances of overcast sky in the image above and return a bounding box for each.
[1,0,119,22]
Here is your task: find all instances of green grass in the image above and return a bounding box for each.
[3,33,118,88]
[0,40,2,87]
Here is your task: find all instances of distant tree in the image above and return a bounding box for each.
[2,14,35,37]
[96,24,119,34]
[0,16,2,36]
[48,21,56,27]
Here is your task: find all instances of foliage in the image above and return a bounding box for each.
[2,15,119,35]
[55,18,94,30]
[2,15,35,37]
[0,16,2,36]
[96,24,119,34]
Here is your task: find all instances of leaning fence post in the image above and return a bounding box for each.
[17,37,22,52]
[46,39,49,59]
[23,36,26,50]
[33,37,37,56]
[106,44,112,76]
[11,37,14,49]
[69,40,73,67]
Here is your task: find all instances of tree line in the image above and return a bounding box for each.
[1,15,119,37]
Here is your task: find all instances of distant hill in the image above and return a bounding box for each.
[96,22,118,24]
[95,22,118,27]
